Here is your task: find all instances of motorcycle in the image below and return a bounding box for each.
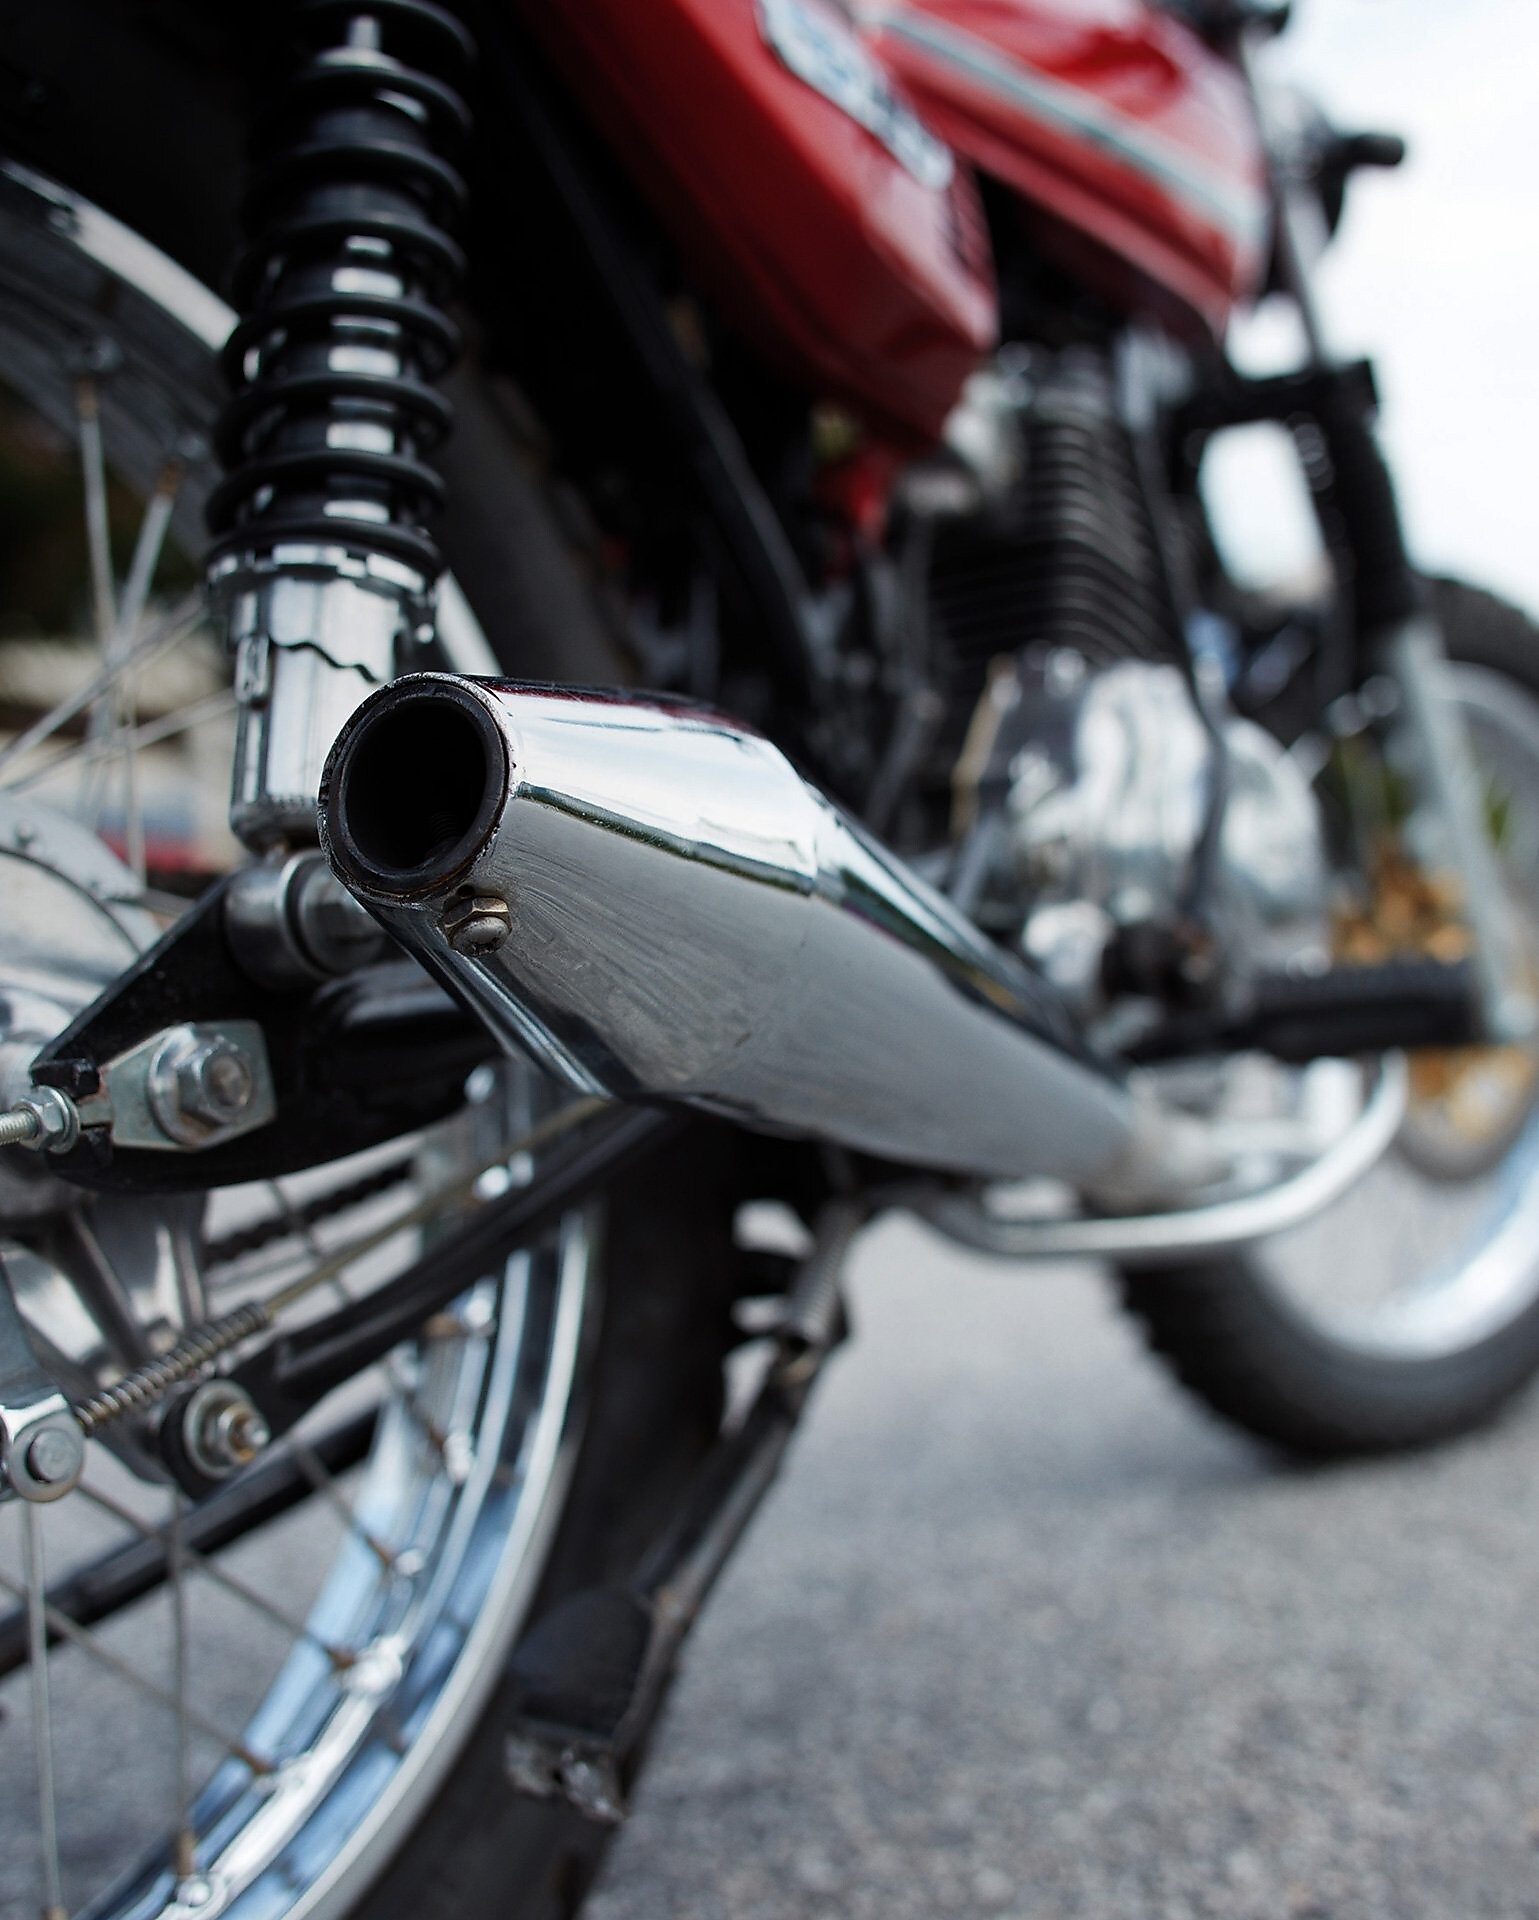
[0,0,1535,1912]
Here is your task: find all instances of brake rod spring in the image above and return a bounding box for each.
[72,1097,609,1441]
[73,1304,275,1438]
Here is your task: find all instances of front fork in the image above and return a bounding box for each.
[1238,22,1534,1043]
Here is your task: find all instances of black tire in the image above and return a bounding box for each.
[353,1127,752,1920]
[1119,576,1539,1457]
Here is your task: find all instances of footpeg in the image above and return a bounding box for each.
[1133,958,1483,1064]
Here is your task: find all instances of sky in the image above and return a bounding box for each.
[1210,0,1539,616]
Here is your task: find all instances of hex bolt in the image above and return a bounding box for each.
[440,893,513,957]
[25,1424,85,1491]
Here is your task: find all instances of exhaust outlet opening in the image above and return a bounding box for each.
[327,682,507,896]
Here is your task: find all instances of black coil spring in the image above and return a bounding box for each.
[208,0,475,578]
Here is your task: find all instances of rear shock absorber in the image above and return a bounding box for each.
[209,0,474,849]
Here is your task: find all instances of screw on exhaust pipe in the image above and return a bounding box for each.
[440,892,513,957]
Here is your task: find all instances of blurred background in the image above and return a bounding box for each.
[583,7,1539,1917]
[1220,0,1539,614]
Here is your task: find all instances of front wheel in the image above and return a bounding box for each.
[1121,579,1539,1455]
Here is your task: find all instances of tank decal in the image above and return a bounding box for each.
[759,0,955,189]
[871,5,1267,251]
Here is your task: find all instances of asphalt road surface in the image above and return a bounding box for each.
[6,1217,1539,1920]
[586,1218,1539,1920]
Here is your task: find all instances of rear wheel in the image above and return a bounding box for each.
[1121,579,1539,1456]
[0,158,734,1920]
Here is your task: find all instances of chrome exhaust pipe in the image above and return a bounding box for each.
[319,676,1168,1186]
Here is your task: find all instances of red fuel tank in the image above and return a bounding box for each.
[864,0,1270,335]
[515,0,999,445]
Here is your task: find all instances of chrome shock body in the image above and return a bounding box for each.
[209,0,474,848]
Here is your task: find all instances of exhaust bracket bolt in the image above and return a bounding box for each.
[441,893,513,957]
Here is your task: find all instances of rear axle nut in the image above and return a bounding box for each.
[148,1031,257,1145]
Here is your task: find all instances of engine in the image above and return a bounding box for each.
[1006,656,1328,998]
[914,346,1329,1001]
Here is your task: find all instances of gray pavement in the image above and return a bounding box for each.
[6,1218,1539,1920]
[587,1218,1539,1920]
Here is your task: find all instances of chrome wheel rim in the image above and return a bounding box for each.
[0,158,591,1920]
[1257,661,1539,1360]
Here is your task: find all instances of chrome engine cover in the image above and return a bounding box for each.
[1009,658,1328,991]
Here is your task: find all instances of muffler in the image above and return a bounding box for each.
[318,675,1173,1186]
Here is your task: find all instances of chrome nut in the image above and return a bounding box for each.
[13,1086,81,1154]
[148,1031,256,1145]
[182,1381,271,1479]
[440,893,513,957]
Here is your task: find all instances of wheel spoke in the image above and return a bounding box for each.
[287,1438,400,1574]
[22,1506,69,1920]
[0,1412,378,1683]
[0,592,206,783]
[4,691,238,799]
[89,461,183,881]
[74,1480,356,1672]
[75,373,116,652]
[0,1563,272,1776]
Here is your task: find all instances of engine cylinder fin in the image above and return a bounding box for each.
[929,350,1182,705]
